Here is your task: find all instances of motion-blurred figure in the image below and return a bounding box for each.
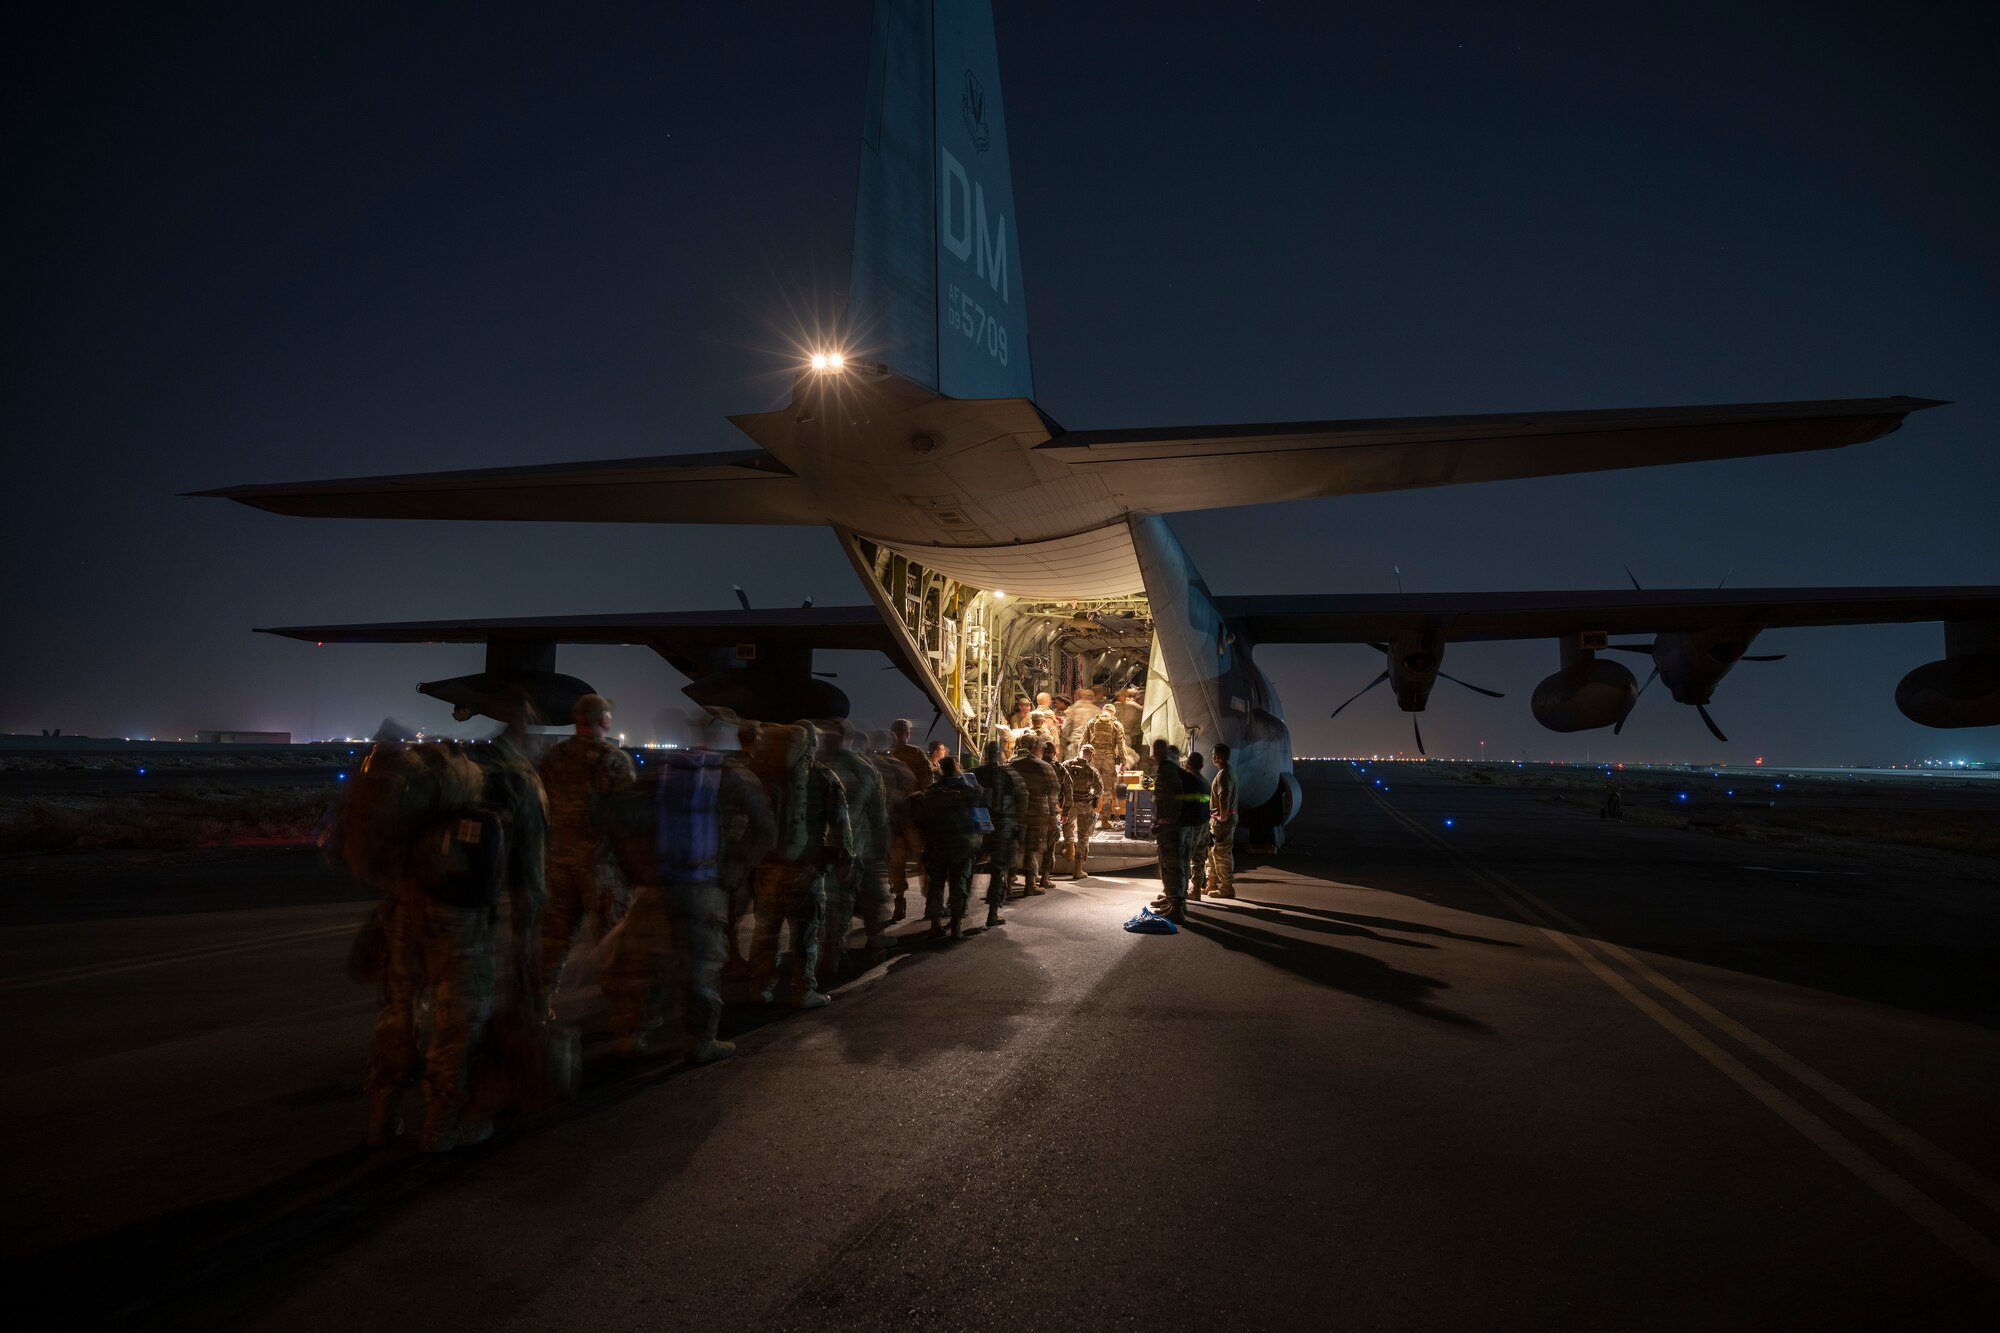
[1061,744,1102,879]
[597,727,740,1063]
[1061,688,1099,759]
[1006,741,1060,897]
[1183,750,1212,902]
[1150,740,1189,923]
[973,740,1023,928]
[344,742,503,1151]
[536,694,634,1014]
[1113,687,1144,753]
[912,754,982,938]
[1207,743,1238,898]
[872,729,920,924]
[748,722,850,1009]
[721,718,769,974]
[818,720,891,987]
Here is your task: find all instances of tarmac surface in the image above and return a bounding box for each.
[3,760,1998,1329]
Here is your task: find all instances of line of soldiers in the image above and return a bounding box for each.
[1145,739,1238,922]
[345,696,1135,1153]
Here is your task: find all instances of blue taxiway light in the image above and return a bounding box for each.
[1444,818,1455,828]
[1677,792,1688,801]
[1727,789,1735,796]
[337,772,347,781]
[136,767,146,775]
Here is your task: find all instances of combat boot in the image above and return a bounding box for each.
[419,1103,494,1153]
[1026,882,1048,896]
[891,895,908,922]
[687,1038,736,1065]
[794,990,831,1010]
[984,909,1005,927]
[948,916,964,940]
[365,1089,403,1148]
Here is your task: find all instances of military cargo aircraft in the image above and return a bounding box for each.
[196,0,2000,844]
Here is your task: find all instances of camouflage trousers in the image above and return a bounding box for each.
[365,885,497,1114]
[751,860,826,1002]
[1208,817,1237,897]
[600,880,730,1046]
[540,854,628,1010]
[1006,825,1054,893]
[819,858,890,988]
[888,827,926,914]
[981,834,1016,911]
[1155,825,1192,912]
[1188,823,1214,896]
[1093,761,1121,816]
[923,855,974,924]
[1062,804,1097,875]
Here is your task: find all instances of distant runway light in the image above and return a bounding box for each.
[338,772,346,780]
[1444,818,1454,828]
[137,767,146,775]
[1677,792,1688,801]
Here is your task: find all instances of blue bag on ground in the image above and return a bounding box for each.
[1123,906,1178,934]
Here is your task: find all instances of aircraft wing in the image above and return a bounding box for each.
[259,605,924,686]
[190,448,824,524]
[1040,397,1944,511]
[1214,586,2000,645]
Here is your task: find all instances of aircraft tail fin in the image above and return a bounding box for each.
[848,0,1033,400]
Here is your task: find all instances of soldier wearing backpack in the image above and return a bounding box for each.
[913,754,984,938]
[1061,744,1104,878]
[748,722,851,1009]
[342,742,505,1152]
[973,740,1024,928]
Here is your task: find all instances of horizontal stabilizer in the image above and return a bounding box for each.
[1217,585,2000,645]
[191,449,823,524]
[1042,397,1944,511]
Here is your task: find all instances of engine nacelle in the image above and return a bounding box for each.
[682,668,850,723]
[1532,645,1639,733]
[418,669,596,727]
[1389,631,1444,712]
[1655,622,1762,705]
[1896,618,2000,728]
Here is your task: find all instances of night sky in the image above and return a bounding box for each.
[5,1,1996,764]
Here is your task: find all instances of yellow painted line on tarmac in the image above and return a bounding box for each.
[1360,784,2000,1282]
[0,922,357,993]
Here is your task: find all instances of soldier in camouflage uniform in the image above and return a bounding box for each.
[1061,688,1100,760]
[536,694,635,1014]
[749,722,851,1009]
[818,720,891,988]
[1150,739,1190,923]
[1061,744,1103,878]
[912,755,981,938]
[1085,705,1128,819]
[1208,742,1239,899]
[1042,740,1072,889]
[972,740,1023,927]
[1005,742,1061,897]
[870,730,919,925]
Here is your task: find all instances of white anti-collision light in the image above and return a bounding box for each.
[810,353,827,370]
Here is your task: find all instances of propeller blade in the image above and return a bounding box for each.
[1604,643,1656,655]
[1614,666,1660,736]
[1696,703,1729,744]
[1624,563,1643,591]
[1331,670,1390,719]
[1716,564,1733,590]
[732,585,751,611]
[812,671,838,679]
[1367,641,1389,654]
[1413,714,1425,756]
[1438,670,1505,699]
[801,597,814,609]
[1742,653,1788,662]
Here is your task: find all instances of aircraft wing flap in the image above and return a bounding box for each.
[1041,396,1944,510]
[190,448,824,524]
[1216,586,2000,645]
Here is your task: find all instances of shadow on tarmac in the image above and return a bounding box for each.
[1227,897,1523,948]
[1179,908,1489,1031]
